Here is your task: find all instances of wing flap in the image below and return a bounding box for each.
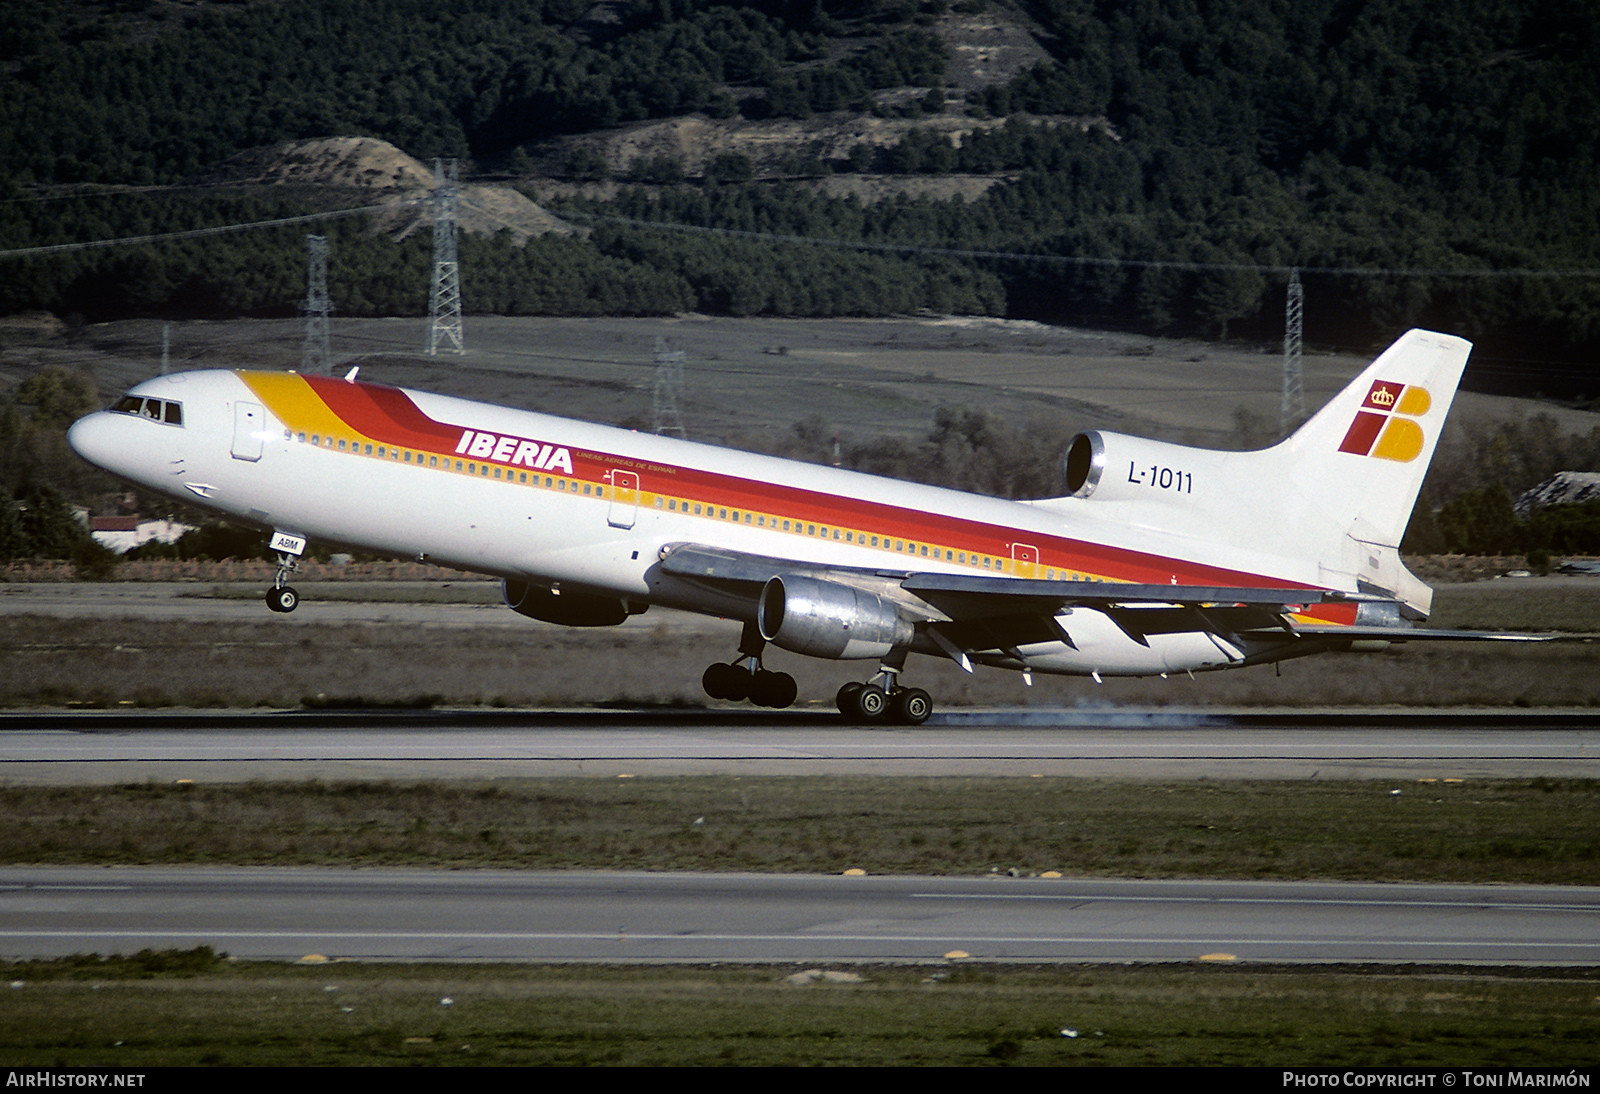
[926,613,1072,653]
[901,571,1337,613]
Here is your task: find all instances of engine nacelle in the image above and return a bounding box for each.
[1063,429,1232,502]
[503,578,639,627]
[757,575,915,660]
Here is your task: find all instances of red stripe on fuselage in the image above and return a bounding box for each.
[645,456,1339,597]
[299,378,1352,624]
[303,375,463,451]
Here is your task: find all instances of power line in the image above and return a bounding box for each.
[560,210,1600,281]
[0,179,356,206]
[0,203,398,260]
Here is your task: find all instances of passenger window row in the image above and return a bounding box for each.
[275,427,1107,579]
[286,429,588,495]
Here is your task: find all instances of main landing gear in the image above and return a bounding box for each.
[702,622,798,709]
[835,664,932,726]
[264,531,306,614]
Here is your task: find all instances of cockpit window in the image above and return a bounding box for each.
[112,394,182,426]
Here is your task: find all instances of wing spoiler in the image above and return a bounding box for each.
[901,571,1341,609]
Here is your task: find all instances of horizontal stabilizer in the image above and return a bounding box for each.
[1275,624,1560,643]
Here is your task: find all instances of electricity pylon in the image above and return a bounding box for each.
[426,158,464,356]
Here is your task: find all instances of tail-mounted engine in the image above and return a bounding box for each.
[1063,430,1229,503]
[757,575,915,660]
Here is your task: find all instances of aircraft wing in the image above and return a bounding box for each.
[899,571,1337,613]
[658,543,1559,657]
[660,542,1316,654]
[663,542,1337,610]
[901,570,1345,654]
[657,543,868,589]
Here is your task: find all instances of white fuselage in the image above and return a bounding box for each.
[67,368,1354,678]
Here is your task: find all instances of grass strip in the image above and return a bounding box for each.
[5,776,1599,884]
[2,951,1597,1067]
[4,612,1600,708]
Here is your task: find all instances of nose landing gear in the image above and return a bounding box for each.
[264,530,306,614]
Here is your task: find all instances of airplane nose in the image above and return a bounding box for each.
[67,412,123,473]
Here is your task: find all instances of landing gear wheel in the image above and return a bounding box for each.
[889,687,932,726]
[749,670,797,709]
[266,585,299,614]
[701,662,729,699]
[854,686,887,720]
[835,682,864,715]
[702,662,751,702]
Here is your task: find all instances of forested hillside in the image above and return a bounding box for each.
[2,0,1599,394]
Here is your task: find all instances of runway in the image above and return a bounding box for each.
[4,706,1596,967]
[2,709,1598,782]
[3,866,1596,965]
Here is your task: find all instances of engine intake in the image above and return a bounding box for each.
[1063,431,1107,497]
[1062,429,1230,503]
[758,575,914,660]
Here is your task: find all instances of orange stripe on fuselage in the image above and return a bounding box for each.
[239,372,357,442]
[235,370,1358,627]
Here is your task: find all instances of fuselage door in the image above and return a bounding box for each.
[607,469,640,529]
[1010,542,1040,578]
[231,401,265,462]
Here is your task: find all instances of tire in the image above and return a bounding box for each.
[267,586,298,613]
[855,686,887,719]
[836,682,864,716]
[890,687,932,726]
[703,662,752,701]
[702,662,733,700]
[750,670,797,709]
[722,664,752,702]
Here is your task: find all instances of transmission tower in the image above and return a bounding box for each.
[426,158,464,356]
[651,337,687,438]
[1281,266,1305,435]
[300,234,332,375]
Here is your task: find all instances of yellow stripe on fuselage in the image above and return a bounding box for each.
[239,372,365,443]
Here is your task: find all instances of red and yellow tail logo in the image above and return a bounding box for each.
[1338,380,1432,462]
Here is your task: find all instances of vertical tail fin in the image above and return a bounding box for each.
[1273,329,1470,612]
[1280,329,1470,550]
[1037,329,1469,615]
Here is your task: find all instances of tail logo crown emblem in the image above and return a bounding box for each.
[1340,380,1431,462]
